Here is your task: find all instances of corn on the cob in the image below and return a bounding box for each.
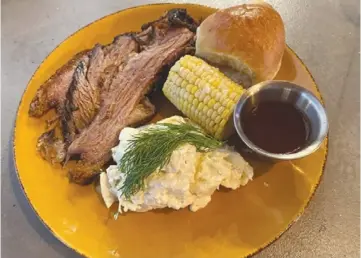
[163,55,244,139]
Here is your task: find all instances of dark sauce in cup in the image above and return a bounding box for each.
[241,101,310,154]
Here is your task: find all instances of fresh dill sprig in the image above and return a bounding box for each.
[118,122,223,199]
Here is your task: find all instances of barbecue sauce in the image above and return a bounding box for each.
[241,101,309,154]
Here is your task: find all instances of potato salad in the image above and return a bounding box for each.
[99,116,253,213]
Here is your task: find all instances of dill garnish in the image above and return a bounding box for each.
[118,122,223,199]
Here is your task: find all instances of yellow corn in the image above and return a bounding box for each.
[163,55,244,139]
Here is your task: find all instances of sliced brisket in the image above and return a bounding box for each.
[67,27,195,165]
[67,97,156,184]
[60,37,139,146]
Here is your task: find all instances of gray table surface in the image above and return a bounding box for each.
[2,0,360,257]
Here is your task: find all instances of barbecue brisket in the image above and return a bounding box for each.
[28,8,199,185]
[67,27,195,165]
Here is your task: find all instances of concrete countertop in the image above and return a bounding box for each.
[2,0,360,257]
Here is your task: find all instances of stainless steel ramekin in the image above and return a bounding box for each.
[233,80,328,161]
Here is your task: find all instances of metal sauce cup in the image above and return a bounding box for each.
[233,80,328,161]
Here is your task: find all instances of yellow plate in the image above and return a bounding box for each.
[13,3,328,258]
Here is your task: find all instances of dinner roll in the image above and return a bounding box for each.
[196,1,286,84]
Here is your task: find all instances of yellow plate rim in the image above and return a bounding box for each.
[12,3,329,257]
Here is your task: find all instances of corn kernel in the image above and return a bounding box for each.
[188,95,194,103]
[204,84,211,94]
[186,72,193,82]
[205,118,211,127]
[188,75,197,84]
[179,66,185,75]
[209,121,215,128]
[176,77,182,86]
[208,99,216,108]
[185,84,192,92]
[217,106,225,114]
[181,80,188,89]
[215,92,222,101]
[171,63,180,72]
[203,106,209,114]
[194,90,200,98]
[211,112,218,120]
[203,95,210,105]
[219,119,227,129]
[198,80,206,89]
[184,91,190,100]
[208,77,216,84]
[191,86,198,94]
[195,78,201,86]
[222,110,230,119]
[198,92,206,102]
[195,68,203,77]
[226,100,234,109]
[229,92,239,101]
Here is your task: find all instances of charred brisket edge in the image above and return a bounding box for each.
[167,8,199,33]
[39,128,56,143]
[28,49,91,117]
[141,8,199,33]
[37,129,54,161]
[37,128,66,165]
[68,171,99,185]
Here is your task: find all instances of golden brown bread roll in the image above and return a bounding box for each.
[196,1,285,84]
